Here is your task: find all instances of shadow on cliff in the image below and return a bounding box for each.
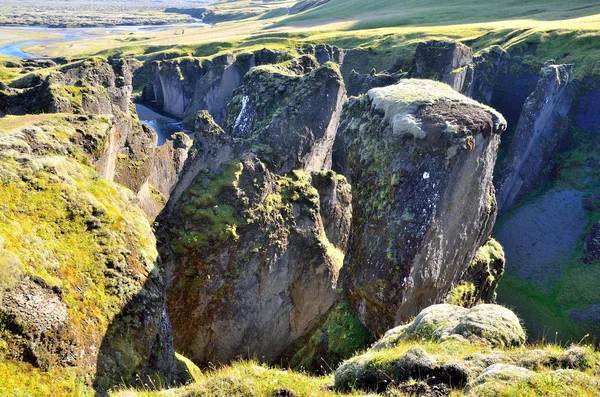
[92,263,181,397]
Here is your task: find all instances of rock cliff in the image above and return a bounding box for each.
[156,61,350,366]
[410,40,474,92]
[335,79,506,335]
[0,114,180,394]
[496,62,573,211]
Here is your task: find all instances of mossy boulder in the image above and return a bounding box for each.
[372,304,526,350]
[335,79,506,335]
[334,345,468,392]
[450,238,506,306]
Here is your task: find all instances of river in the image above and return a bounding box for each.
[0,20,211,59]
[135,103,192,146]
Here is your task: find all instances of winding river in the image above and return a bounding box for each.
[0,20,210,59]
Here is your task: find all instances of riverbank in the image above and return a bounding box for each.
[0,21,212,59]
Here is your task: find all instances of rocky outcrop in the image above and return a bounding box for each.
[462,46,507,104]
[410,40,474,91]
[0,58,157,196]
[346,69,404,97]
[450,238,506,306]
[156,63,350,367]
[495,62,573,211]
[335,345,469,393]
[0,114,179,393]
[371,304,526,350]
[141,47,345,131]
[157,156,350,366]
[301,43,345,65]
[136,132,191,220]
[334,79,506,335]
[142,49,285,128]
[334,303,593,396]
[225,62,346,173]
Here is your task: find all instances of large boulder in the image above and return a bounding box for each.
[335,79,506,335]
[335,345,468,392]
[495,61,573,211]
[410,40,474,91]
[371,304,526,350]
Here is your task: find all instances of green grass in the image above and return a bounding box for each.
[114,338,600,397]
[112,359,361,397]
[0,360,93,397]
[282,0,600,29]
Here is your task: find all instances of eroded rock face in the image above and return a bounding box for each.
[137,132,191,219]
[495,62,573,211]
[301,43,345,65]
[156,156,350,366]
[335,79,506,335]
[462,46,508,104]
[410,40,474,91]
[225,63,346,173]
[0,58,157,196]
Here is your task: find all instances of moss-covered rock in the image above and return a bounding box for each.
[225,62,346,173]
[372,304,525,350]
[334,345,468,392]
[450,238,506,306]
[157,153,352,367]
[335,79,506,335]
[286,298,372,374]
[0,114,178,394]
